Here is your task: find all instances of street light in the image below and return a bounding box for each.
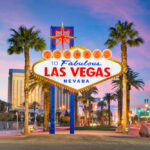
[62,105,66,110]
[145,103,149,108]
[137,108,142,114]
[16,112,18,130]
[144,99,149,122]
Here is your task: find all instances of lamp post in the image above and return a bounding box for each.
[144,99,149,122]
[137,108,141,123]
[16,112,18,130]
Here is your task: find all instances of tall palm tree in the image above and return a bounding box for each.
[29,74,50,131]
[78,87,98,126]
[112,67,144,124]
[105,21,144,132]
[98,101,106,125]
[112,89,122,126]
[126,67,144,123]
[8,26,46,135]
[42,84,50,131]
[103,93,114,126]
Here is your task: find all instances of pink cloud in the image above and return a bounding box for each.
[62,0,144,19]
[130,95,144,108]
[0,59,24,77]
[0,50,8,57]
[0,0,49,40]
[93,79,114,98]
[0,54,24,101]
[93,80,118,106]
[0,1,32,28]
[0,32,5,39]
[143,81,150,91]
[63,0,150,67]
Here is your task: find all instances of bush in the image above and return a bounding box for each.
[36,114,44,126]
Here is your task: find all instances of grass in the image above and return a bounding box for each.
[73,125,116,131]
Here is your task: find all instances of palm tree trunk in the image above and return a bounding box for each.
[101,106,104,125]
[118,99,121,126]
[83,101,87,126]
[121,41,128,133]
[88,101,91,126]
[43,90,50,131]
[108,101,111,126]
[74,93,78,127]
[34,105,36,123]
[120,90,123,124]
[127,85,130,124]
[24,47,30,135]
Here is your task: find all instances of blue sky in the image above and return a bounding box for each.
[0,0,150,108]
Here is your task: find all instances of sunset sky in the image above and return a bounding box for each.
[0,0,150,108]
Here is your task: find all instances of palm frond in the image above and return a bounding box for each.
[105,20,143,49]
[7,26,46,55]
[104,39,117,48]
[127,37,144,47]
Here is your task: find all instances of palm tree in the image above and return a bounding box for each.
[0,100,8,112]
[97,109,109,125]
[103,93,114,126]
[78,87,98,126]
[29,74,50,131]
[126,67,144,123]
[112,67,144,124]
[42,84,50,131]
[105,21,144,132]
[21,100,40,124]
[8,26,46,135]
[29,101,40,124]
[98,101,106,125]
[88,87,98,126]
[112,89,122,126]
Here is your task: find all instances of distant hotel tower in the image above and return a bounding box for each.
[8,69,70,111]
[8,69,43,109]
[55,87,70,111]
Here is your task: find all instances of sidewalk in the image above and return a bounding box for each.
[0,127,140,139]
[0,130,21,135]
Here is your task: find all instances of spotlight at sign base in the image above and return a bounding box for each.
[43,50,52,59]
[53,50,61,59]
[103,49,112,59]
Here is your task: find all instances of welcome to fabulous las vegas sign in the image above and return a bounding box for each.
[32,46,122,92]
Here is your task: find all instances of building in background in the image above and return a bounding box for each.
[8,69,70,111]
[55,87,70,113]
[8,69,43,109]
[112,108,118,126]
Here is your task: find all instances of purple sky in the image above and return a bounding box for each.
[0,0,150,108]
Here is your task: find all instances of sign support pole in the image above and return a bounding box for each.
[50,84,55,134]
[70,92,75,134]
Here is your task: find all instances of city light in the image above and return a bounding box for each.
[145,103,149,108]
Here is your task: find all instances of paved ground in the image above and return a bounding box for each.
[0,127,149,150]
[0,126,140,138]
[0,134,150,150]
